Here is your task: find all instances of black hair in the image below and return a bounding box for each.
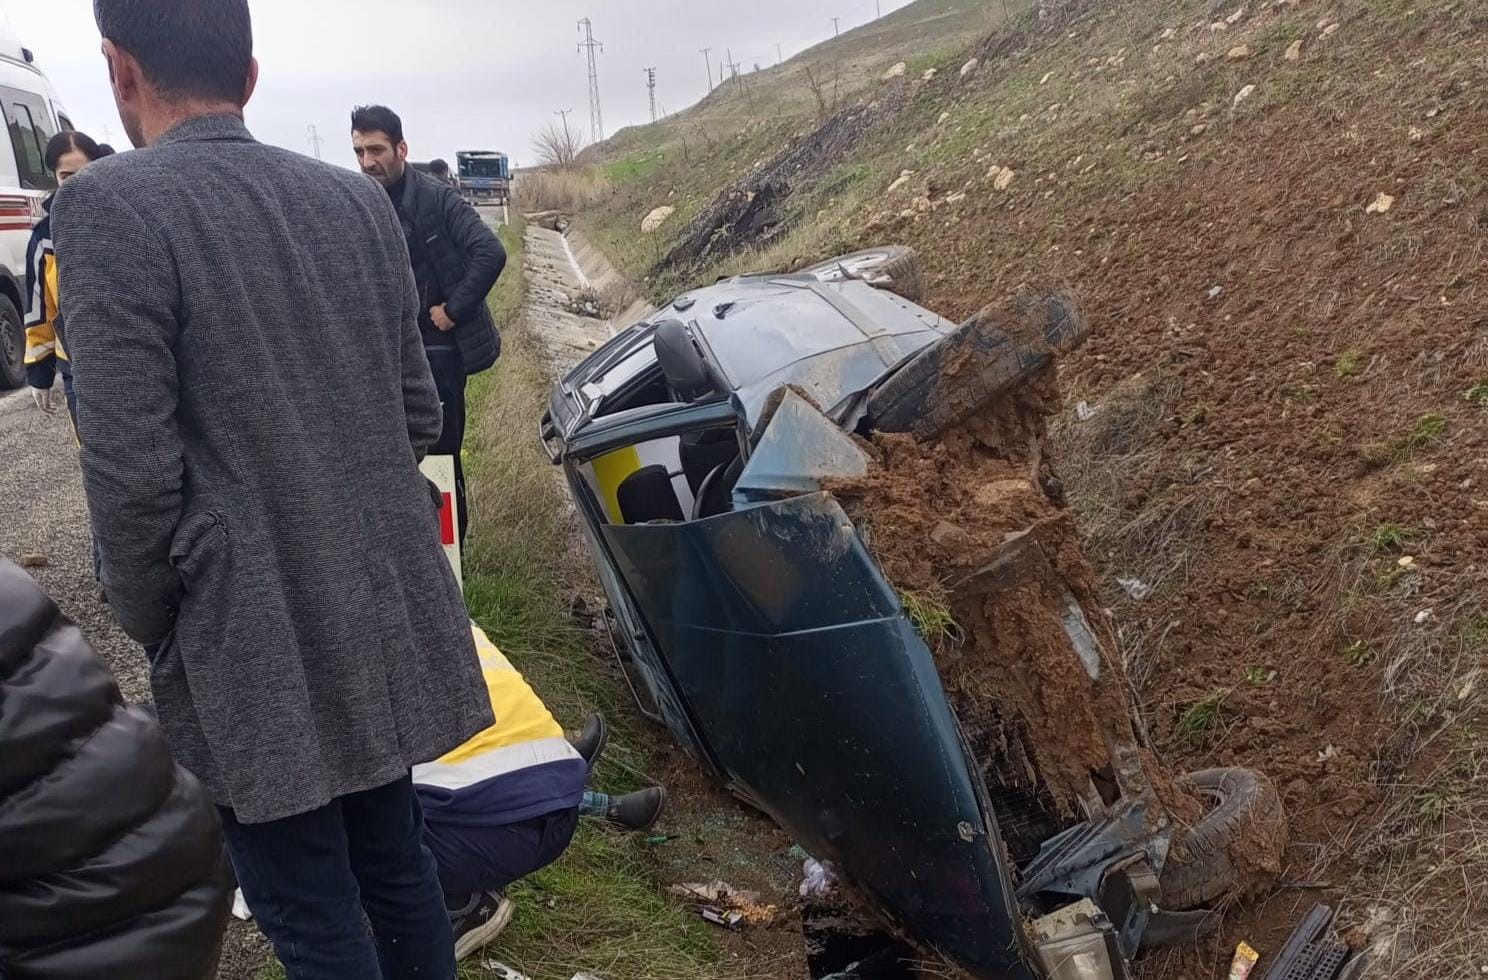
[351,105,404,145]
[97,144,116,157]
[45,130,107,171]
[429,158,450,175]
[93,0,253,105]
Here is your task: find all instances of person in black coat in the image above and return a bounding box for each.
[352,104,507,550]
[0,558,231,980]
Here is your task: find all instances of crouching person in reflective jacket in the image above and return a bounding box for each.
[416,624,667,961]
[0,558,231,980]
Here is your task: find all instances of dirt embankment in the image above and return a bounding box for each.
[591,0,1488,967]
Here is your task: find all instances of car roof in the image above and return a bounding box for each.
[681,276,953,421]
[562,275,955,431]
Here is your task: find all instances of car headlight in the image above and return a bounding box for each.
[1032,899,1122,980]
[1034,931,1116,980]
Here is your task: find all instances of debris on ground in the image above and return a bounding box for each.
[798,858,840,899]
[1229,941,1260,980]
[1365,192,1395,214]
[669,881,780,928]
[563,288,607,319]
[19,552,47,569]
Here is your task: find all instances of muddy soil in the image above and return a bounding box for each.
[831,316,1285,913]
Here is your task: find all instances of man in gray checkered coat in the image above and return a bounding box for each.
[52,2,491,977]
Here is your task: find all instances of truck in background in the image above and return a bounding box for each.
[455,150,509,206]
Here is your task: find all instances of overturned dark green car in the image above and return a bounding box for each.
[541,246,1285,979]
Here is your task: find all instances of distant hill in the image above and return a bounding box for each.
[589,0,1021,160]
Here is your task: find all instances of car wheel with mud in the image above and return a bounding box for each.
[0,295,25,390]
[799,245,925,302]
[1160,767,1288,911]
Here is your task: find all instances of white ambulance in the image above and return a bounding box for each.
[0,37,70,389]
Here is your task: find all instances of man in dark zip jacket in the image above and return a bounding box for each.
[0,558,231,980]
[352,105,506,549]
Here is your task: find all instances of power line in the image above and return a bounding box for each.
[699,47,713,91]
[577,17,604,144]
[306,123,323,160]
[644,67,658,123]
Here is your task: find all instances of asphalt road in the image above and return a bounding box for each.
[0,384,147,698]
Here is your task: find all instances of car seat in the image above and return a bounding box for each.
[616,465,685,524]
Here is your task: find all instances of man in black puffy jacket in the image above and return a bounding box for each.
[0,558,231,980]
[351,104,507,550]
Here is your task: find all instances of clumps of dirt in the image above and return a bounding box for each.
[831,358,1182,858]
[660,86,913,272]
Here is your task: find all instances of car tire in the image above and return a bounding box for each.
[1159,768,1288,911]
[0,294,25,390]
[799,245,925,302]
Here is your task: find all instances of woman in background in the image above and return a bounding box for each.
[24,130,111,420]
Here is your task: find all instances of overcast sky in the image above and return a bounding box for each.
[4,0,912,169]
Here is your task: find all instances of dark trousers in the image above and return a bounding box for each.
[221,776,455,980]
[422,806,579,898]
[60,364,102,584]
[426,346,468,549]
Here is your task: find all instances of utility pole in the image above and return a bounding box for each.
[831,16,841,35]
[775,42,783,65]
[644,67,658,122]
[725,49,742,93]
[577,17,604,144]
[876,0,882,18]
[700,47,713,91]
[306,123,323,160]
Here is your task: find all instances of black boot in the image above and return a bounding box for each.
[570,712,608,770]
[606,786,666,831]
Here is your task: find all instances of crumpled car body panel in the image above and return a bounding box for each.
[601,493,1036,977]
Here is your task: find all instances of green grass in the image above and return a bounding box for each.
[1341,641,1376,668]
[1335,350,1362,379]
[1404,414,1447,452]
[1243,666,1275,685]
[1175,690,1228,743]
[898,587,965,651]
[1369,523,1413,554]
[1463,380,1488,407]
[1459,615,1488,651]
[603,153,665,185]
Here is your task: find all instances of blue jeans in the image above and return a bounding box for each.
[221,775,455,980]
